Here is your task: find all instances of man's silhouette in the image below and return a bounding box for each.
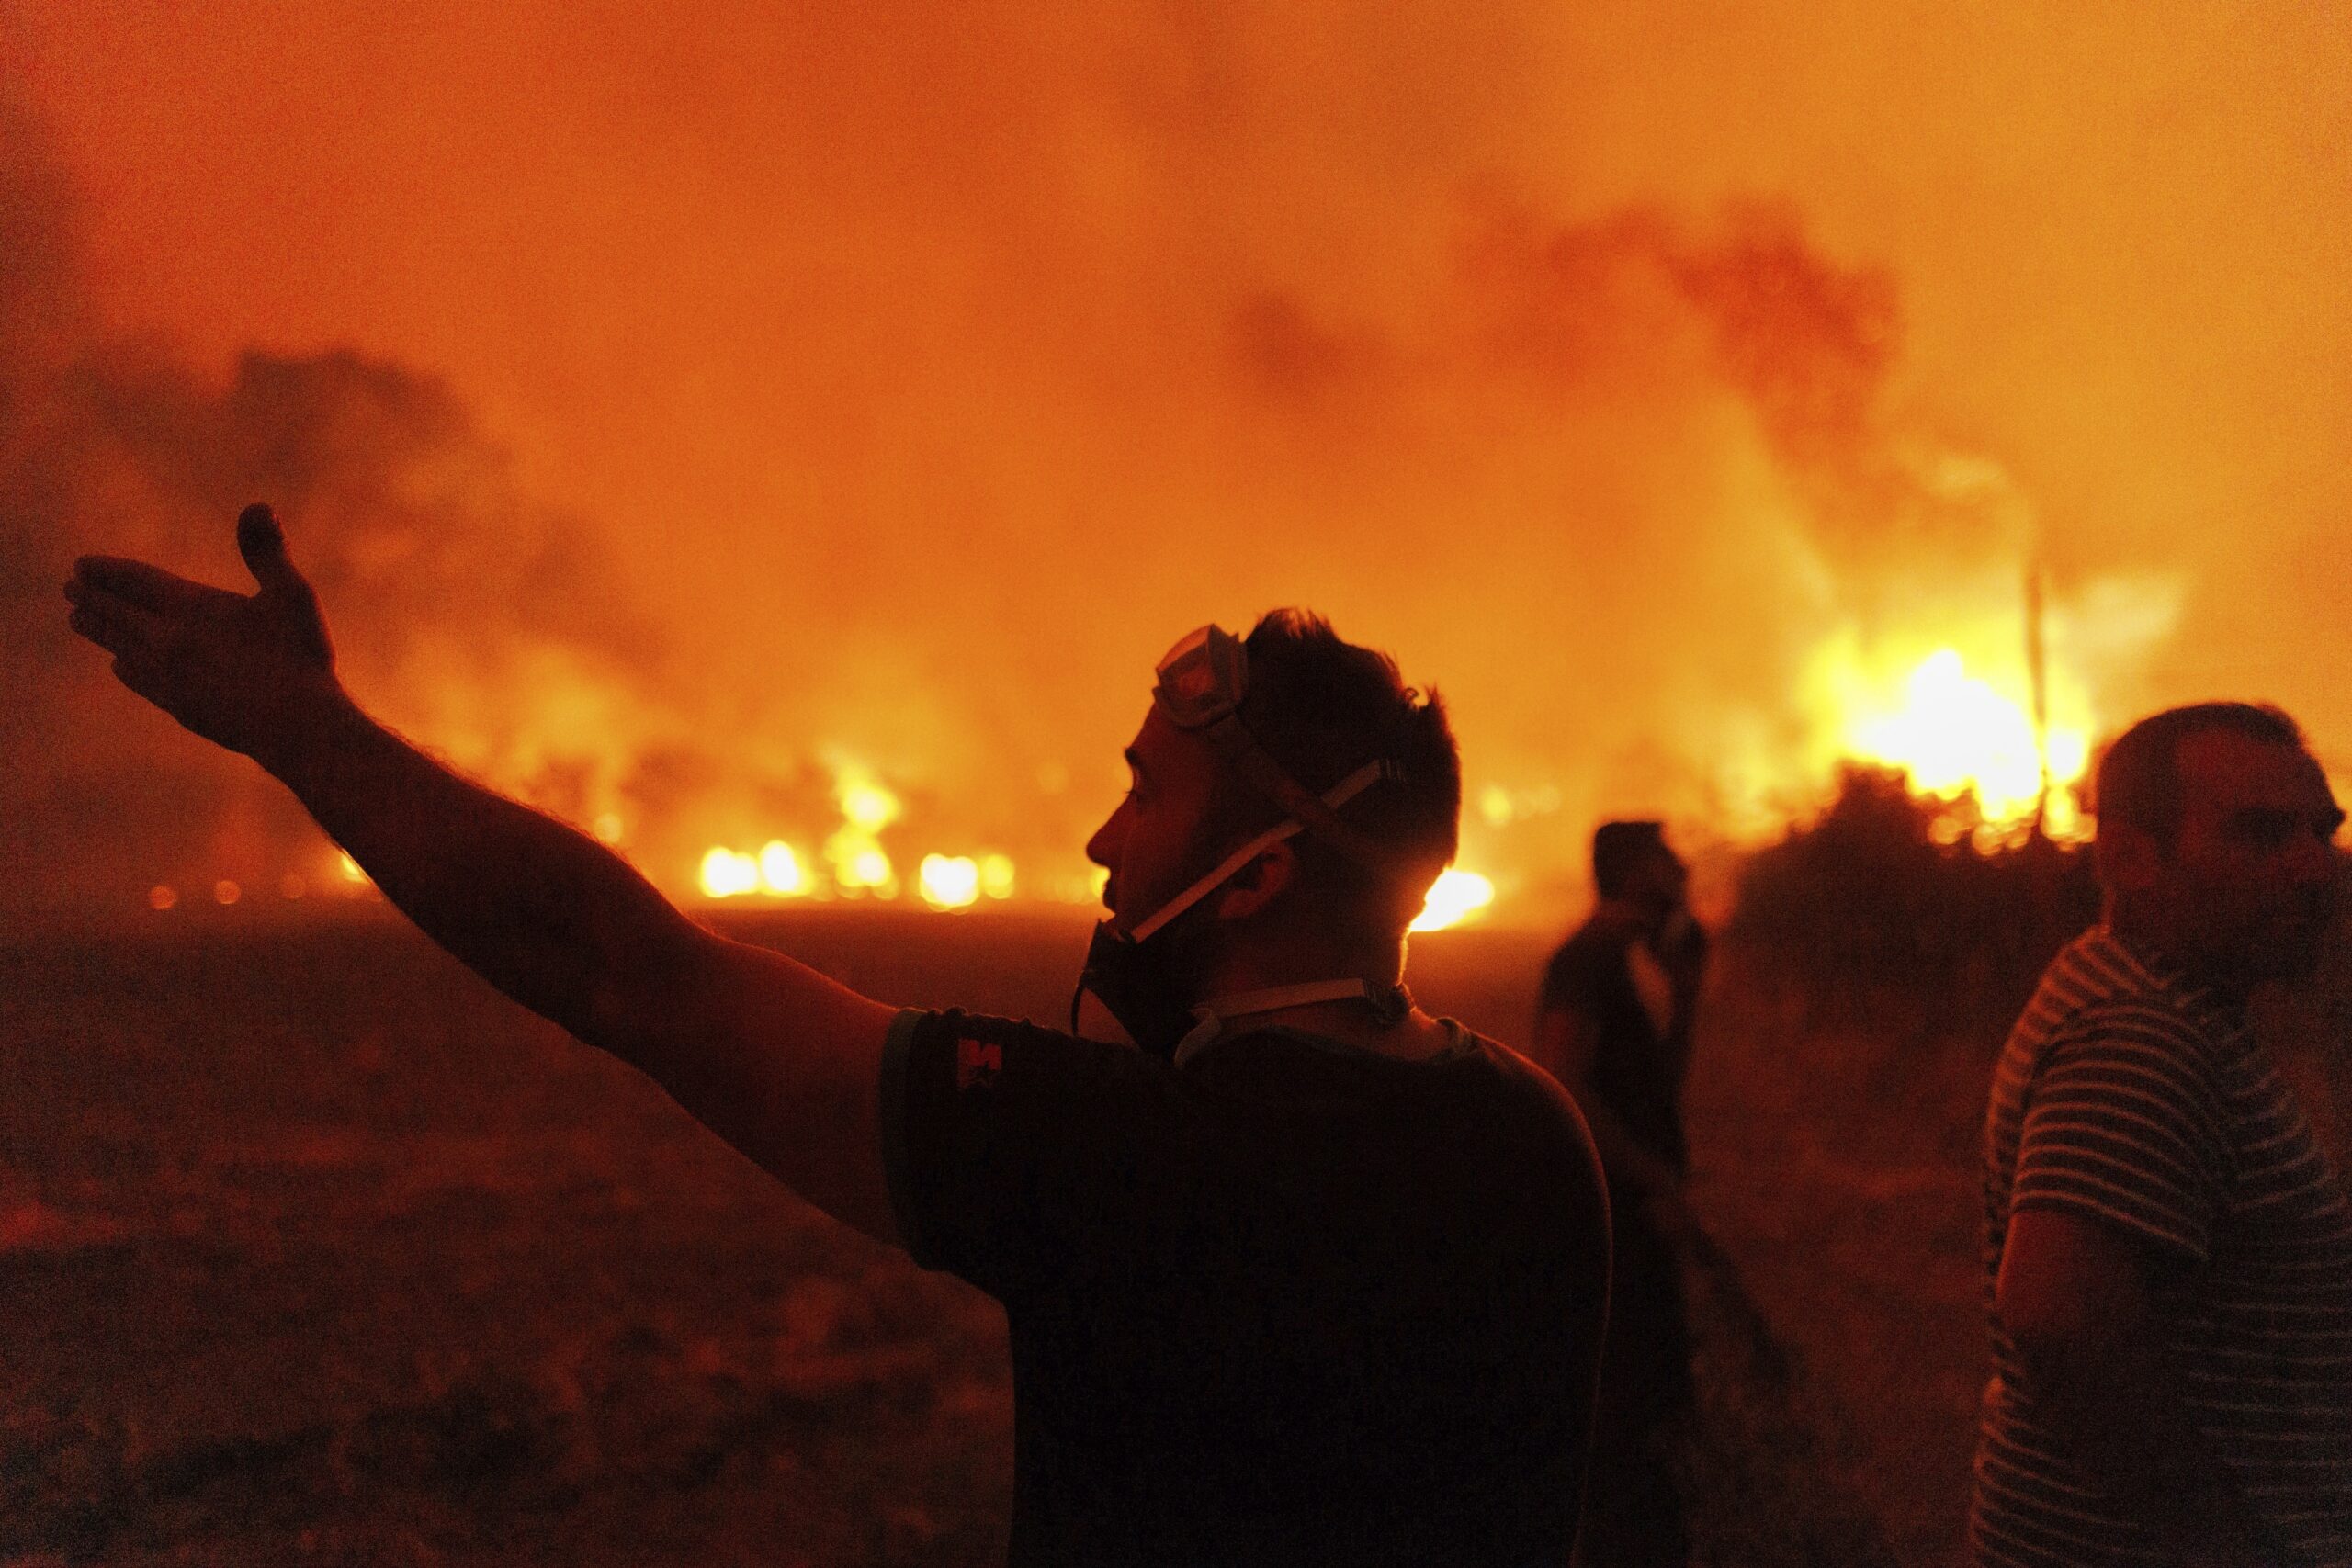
[1972,704,2352,1566]
[1534,821,1704,1567]
[64,506,1611,1567]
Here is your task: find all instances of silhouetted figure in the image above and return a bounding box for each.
[1535,820,1705,1568]
[1973,704,2352,1566]
[64,508,1611,1568]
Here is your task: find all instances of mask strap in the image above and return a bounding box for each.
[1126,761,1385,944]
[1172,978,1414,1066]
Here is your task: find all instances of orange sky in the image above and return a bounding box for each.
[5,1,2347,918]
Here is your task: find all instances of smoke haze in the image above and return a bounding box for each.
[3,2,2345,924]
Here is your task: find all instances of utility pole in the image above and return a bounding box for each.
[2025,558,2052,843]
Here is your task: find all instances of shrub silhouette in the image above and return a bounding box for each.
[1729,763,2098,1031]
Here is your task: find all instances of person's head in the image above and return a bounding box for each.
[1592,819,1687,930]
[2093,702,2343,987]
[1085,610,1460,992]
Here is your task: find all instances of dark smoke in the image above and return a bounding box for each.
[0,110,741,924]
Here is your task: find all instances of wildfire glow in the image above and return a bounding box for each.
[824,765,900,897]
[699,847,762,898]
[979,853,1016,900]
[840,780,898,834]
[1836,647,2090,837]
[758,841,807,896]
[919,854,981,909]
[1410,869,1497,933]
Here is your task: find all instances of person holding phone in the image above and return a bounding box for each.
[1533,820,1706,1566]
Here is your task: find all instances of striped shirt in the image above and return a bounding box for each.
[1972,928,2352,1566]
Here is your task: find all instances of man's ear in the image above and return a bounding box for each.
[1216,839,1296,921]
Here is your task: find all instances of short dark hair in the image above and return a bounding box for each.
[1213,609,1462,936]
[1592,820,1668,898]
[2094,702,2307,847]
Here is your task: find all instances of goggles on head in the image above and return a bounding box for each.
[1147,624,1407,885]
[1152,625,1250,731]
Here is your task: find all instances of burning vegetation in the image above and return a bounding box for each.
[4,114,2165,935]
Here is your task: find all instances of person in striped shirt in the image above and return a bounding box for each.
[1973,702,2352,1566]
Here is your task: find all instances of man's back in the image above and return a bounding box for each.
[1974,929,2352,1566]
[881,1008,1611,1567]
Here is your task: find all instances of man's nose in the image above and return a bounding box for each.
[1085,798,1130,871]
[2288,828,2340,886]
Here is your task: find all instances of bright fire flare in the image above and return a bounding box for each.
[979,853,1016,900]
[1410,869,1497,933]
[824,765,901,897]
[919,854,981,909]
[1837,648,2089,836]
[699,846,762,898]
[758,841,807,896]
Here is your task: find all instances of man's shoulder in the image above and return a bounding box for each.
[891,1006,1175,1095]
[1448,1021,1581,1102]
[1439,1023,1610,1192]
[2019,931,2233,1055]
[2000,936,2242,1138]
[1554,909,1636,956]
[1543,916,1635,993]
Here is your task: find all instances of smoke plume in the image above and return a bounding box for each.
[17,1,2335,924]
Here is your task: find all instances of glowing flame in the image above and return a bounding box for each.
[840,776,899,833]
[758,841,807,895]
[979,853,1016,900]
[824,764,900,897]
[1410,868,1497,932]
[1836,647,2089,836]
[919,854,981,909]
[699,846,763,898]
[696,840,813,899]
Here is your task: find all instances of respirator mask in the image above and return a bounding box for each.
[1072,624,1410,1064]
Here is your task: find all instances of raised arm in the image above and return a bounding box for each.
[65,504,901,1247]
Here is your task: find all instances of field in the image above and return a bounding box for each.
[6,905,2338,1565]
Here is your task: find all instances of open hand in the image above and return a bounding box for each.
[64,503,342,761]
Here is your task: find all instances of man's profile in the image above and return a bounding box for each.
[1972,703,2352,1566]
[63,505,1613,1566]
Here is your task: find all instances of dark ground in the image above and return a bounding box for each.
[8,903,2337,1565]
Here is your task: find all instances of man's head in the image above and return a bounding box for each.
[1086,610,1460,985]
[2093,702,2344,987]
[1591,819,1688,931]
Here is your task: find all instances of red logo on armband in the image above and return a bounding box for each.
[956,1038,1002,1090]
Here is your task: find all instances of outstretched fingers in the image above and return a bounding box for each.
[70,555,235,615]
[63,579,169,659]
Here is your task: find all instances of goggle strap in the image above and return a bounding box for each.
[1204,716,1402,874]
[1125,760,1387,945]
[1126,820,1302,944]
